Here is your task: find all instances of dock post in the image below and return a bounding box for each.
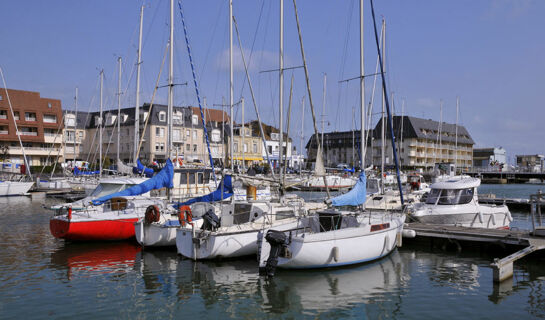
[491,258,513,283]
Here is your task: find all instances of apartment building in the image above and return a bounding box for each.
[0,88,63,166]
[63,111,89,164]
[191,107,230,166]
[228,125,263,167]
[306,115,474,170]
[245,120,292,168]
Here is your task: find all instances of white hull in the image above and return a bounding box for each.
[259,213,405,270]
[136,217,204,247]
[0,181,34,196]
[176,219,299,260]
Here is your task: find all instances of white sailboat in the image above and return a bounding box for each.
[258,0,406,276]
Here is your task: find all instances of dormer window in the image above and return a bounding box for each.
[271,133,279,141]
[159,111,166,122]
[192,115,198,125]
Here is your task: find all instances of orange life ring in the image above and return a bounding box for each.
[144,205,160,224]
[178,205,193,227]
[178,158,184,166]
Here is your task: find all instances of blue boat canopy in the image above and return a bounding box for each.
[133,159,155,178]
[331,173,366,206]
[174,175,233,209]
[74,167,100,176]
[91,159,174,206]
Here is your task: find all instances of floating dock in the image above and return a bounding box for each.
[403,222,545,283]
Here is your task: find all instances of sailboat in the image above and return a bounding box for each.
[258,0,405,276]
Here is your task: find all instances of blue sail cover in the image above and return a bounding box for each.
[331,173,367,206]
[133,159,155,178]
[74,167,100,176]
[91,159,174,206]
[173,175,233,209]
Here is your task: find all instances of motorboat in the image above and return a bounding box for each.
[258,173,405,276]
[409,177,512,229]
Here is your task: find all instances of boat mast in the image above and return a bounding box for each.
[320,73,326,154]
[380,19,385,193]
[455,96,459,170]
[241,97,245,172]
[117,57,122,164]
[167,0,174,163]
[300,96,304,176]
[99,69,103,178]
[439,100,443,163]
[279,0,284,186]
[229,0,234,172]
[74,87,78,166]
[0,67,32,178]
[134,5,144,164]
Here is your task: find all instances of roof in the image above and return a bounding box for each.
[430,177,480,189]
[373,115,475,145]
[86,104,200,128]
[191,107,230,124]
[245,120,292,141]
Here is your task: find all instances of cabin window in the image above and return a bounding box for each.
[197,172,203,184]
[188,173,195,184]
[426,188,474,205]
[180,172,188,184]
[204,171,210,182]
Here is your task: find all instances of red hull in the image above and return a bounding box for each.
[50,217,139,241]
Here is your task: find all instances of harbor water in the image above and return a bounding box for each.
[1,184,544,319]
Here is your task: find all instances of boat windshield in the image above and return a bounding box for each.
[367,179,380,194]
[90,183,130,198]
[426,188,474,205]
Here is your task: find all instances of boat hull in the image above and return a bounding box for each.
[177,220,299,260]
[259,215,404,270]
[0,181,34,196]
[50,217,139,241]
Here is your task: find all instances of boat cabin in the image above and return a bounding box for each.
[425,178,480,206]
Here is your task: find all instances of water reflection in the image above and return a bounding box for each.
[258,251,409,318]
[50,242,142,280]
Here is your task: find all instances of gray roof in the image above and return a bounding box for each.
[373,115,474,145]
[85,104,202,129]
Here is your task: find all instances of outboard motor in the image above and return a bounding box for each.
[260,230,288,277]
[201,209,220,231]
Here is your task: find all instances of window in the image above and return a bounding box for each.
[192,130,197,139]
[0,110,7,119]
[159,111,166,122]
[186,129,190,138]
[0,126,7,134]
[193,144,197,152]
[211,129,221,143]
[0,95,2,100]
[25,112,36,121]
[253,143,257,153]
[192,114,198,125]
[243,143,248,152]
[48,102,52,108]
[186,144,190,151]
[173,129,181,141]
[234,142,238,153]
[268,146,272,153]
[156,127,165,137]
[18,127,38,136]
[13,112,19,120]
[426,188,474,205]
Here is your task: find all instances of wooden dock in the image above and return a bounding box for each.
[403,223,545,282]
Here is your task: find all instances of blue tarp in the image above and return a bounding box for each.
[343,167,355,173]
[173,175,233,209]
[331,173,367,206]
[91,159,174,206]
[133,159,154,178]
[74,167,100,176]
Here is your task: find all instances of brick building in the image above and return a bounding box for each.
[0,88,63,166]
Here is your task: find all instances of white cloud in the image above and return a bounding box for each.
[215,47,293,73]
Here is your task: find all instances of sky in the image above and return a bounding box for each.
[1,0,544,164]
